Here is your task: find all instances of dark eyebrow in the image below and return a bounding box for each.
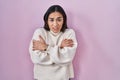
[57,17,63,19]
[48,17,63,19]
[48,18,54,19]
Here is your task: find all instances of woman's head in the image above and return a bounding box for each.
[43,5,68,33]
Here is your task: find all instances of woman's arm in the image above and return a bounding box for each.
[47,29,78,64]
[29,28,53,65]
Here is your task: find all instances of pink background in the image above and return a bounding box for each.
[0,0,120,80]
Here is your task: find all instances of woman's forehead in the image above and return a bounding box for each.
[48,12,63,18]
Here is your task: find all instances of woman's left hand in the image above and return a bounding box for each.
[32,35,47,51]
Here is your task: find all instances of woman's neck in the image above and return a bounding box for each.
[50,30,61,36]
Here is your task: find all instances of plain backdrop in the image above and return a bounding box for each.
[0,0,120,80]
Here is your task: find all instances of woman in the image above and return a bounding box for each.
[29,5,78,80]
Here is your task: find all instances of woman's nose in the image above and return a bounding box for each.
[53,21,58,26]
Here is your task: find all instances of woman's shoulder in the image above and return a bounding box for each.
[33,27,47,39]
[34,27,45,32]
[64,28,75,34]
[62,28,76,39]
[34,27,46,34]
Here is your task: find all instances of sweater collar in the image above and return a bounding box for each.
[50,30,61,36]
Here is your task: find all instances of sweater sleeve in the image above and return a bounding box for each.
[29,28,53,65]
[47,29,78,64]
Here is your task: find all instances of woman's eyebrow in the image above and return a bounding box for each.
[48,18,54,19]
[57,17,63,19]
[48,17,63,19]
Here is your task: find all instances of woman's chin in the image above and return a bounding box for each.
[53,30,60,33]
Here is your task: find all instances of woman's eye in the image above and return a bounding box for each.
[57,18,63,22]
[57,19,62,21]
[49,19,54,22]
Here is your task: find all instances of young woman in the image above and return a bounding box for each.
[29,5,78,80]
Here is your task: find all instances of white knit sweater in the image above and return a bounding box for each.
[29,28,78,80]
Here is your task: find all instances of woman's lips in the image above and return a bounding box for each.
[53,27,59,30]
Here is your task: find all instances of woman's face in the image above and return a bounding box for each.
[47,12,63,33]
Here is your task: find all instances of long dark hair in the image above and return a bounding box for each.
[43,5,68,32]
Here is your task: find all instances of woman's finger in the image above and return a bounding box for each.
[39,35,45,42]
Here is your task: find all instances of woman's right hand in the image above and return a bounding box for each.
[60,39,73,48]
